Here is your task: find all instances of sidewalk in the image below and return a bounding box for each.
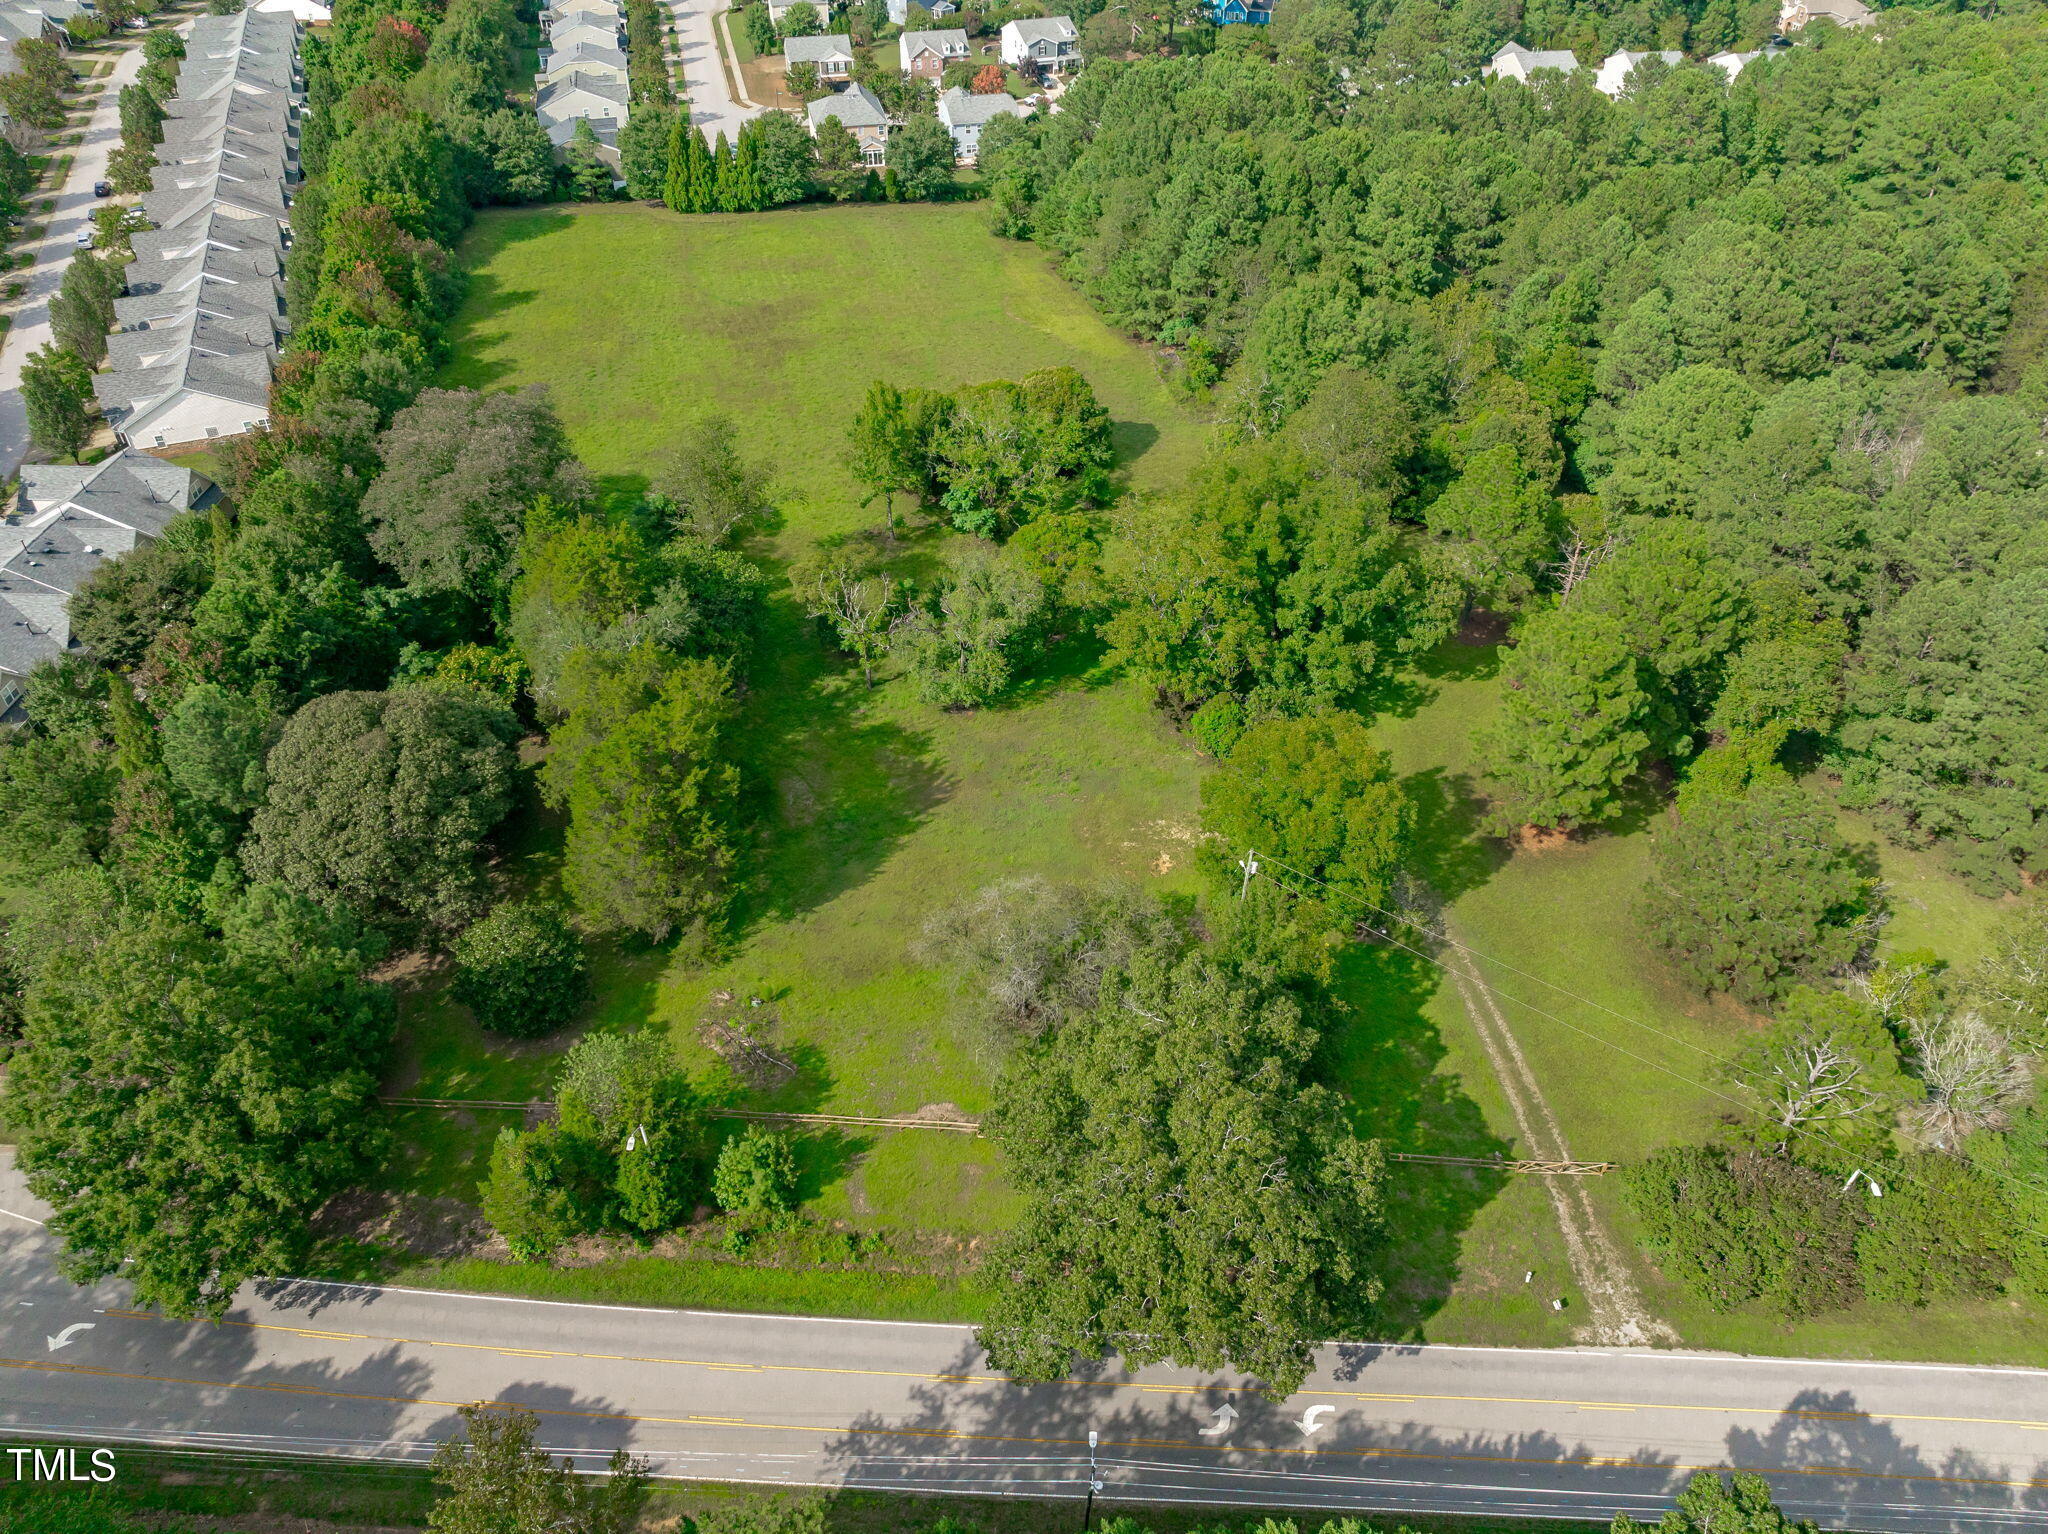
[0,31,155,477]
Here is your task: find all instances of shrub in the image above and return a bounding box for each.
[451,899,591,1038]
[1854,1155,2015,1305]
[479,1122,608,1259]
[1622,1145,1863,1317]
[712,1127,799,1216]
[616,1126,704,1233]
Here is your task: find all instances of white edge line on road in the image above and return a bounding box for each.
[0,1206,46,1226]
[254,1274,976,1330]
[247,1276,2048,1379]
[0,1427,1995,1533]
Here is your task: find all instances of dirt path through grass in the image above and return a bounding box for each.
[1442,936,1673,1348]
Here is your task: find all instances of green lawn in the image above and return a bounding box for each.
[396,203,1209,1255]
[440,204,1207,521]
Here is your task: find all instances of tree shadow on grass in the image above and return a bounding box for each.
[1360,636,1505,724]
[988,632,1116,713]
[725,592,953,937]
[1404,764,1503,905]
[792,1127,877,1204]
[1108,418,1160,478]
[1326,937,1513,1341]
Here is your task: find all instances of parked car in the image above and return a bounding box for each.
[92,179,111,197]
[74,229,92,248]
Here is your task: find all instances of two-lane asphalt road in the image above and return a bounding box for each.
[3,1156,2045,1530]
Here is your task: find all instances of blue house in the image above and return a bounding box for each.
[1210,0,1271,21]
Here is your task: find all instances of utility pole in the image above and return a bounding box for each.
[1237,848,1258,900]
[1842,1168,1884,1198]
[1081,1429,1101,1530]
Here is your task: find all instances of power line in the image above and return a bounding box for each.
[1241,851,2048,1210]
[1246,853,1765,1124]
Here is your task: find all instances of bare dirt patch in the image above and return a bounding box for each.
[315,1189,495,1262]
[1456,606,1511,646]
[1512,823,1573,855]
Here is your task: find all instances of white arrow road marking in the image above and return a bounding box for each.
[1298,1404,1334,1437]
[1199,1404,1239,1436]
[46,1323,96,1352]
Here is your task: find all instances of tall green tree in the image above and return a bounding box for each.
[1200,713,1412,917]
[1641,782,1874,1006]
[542,645,740,941]
[621,100,676,200]
[1423,444,1557,602]
[980,942,1387,1394]
[242,689,521,931]
[360,386,586,614]
[749,109,816,205]
[9,891,392,1319]
[563,119,615,200]
[50,253,123,367]
[709,130,735,212]
[428,1404,649,1534]
[1477,607,1663,834]
[889,546,1045,709]
[1103,444,1456,718]
[884,113,955,200]
[22,345,96,462]
[1613,1471,1823,1534]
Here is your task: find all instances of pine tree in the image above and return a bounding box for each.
[106,673,209,903]
[732,122,765,212]
[709,130,735,212]
[680,125,715,212]
[662,115,689,212]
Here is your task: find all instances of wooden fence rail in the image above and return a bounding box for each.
[378,1100,1609,1170]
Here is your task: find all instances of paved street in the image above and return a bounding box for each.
[3,1156,2046,1530]
[0,33,155,477]
[669,0,758,144]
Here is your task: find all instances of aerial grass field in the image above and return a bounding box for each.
[392,203,1210,1253]
[386,201,2035,1363]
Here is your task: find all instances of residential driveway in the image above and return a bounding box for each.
[0,32,155,478]
[669,0,759,144]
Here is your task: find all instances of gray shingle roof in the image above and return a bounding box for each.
[1487,42,1580,73]
[538,69,630,115]
[785,32,855,64]
[938,86,1025,126]
[900,27,969,59]
[807,79,887,129]
[94,11,301,452]
[0,454,216,675]
[1004,16,1076,43]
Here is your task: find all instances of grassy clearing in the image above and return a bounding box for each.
[440,204,1206,521]
[1341,636,2042,1362]
[396,204,1210,1263]
[389,1251,987,1320]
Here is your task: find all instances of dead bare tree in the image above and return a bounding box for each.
[1905,1010,2035,1151]
[1550,529,1620,601]
[1747,1026,1881,1144]
[1849,952,1936,1029]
